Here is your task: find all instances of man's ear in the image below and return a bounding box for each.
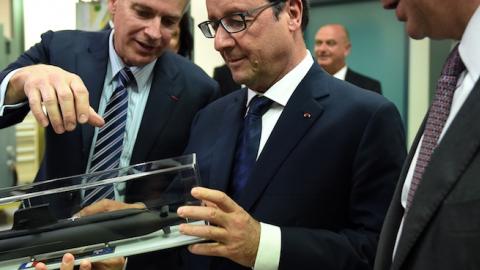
[345,43,352,57]
[286,0,303,31]
[108,0,118,16]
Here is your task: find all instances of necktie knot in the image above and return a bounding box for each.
[248,96,273,117]
[441,45,465,79]
[117,67,135,89]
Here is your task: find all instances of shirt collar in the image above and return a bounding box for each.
[108,30,157,91]
[459,5,480,81]
[247,50,314,107]
[332,65,348,81]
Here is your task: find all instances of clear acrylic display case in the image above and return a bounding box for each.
[0,154,204,269]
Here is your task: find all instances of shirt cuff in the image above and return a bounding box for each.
[122,257,128,270]
[253,222,281,270]
[0,69,27,116]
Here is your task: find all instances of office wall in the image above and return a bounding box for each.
[76,0,110,31]
[9,0,75,183]
[0,0,12,69]
[305,1,408,123]
[0,0,15,188]
[0,0,12,39]
[0,22,15,187]
[23,0,76,49]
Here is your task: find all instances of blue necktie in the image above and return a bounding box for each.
[82,67,135,206]
[230,95,273,198]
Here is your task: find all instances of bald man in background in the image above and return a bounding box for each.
[314,24,382,94]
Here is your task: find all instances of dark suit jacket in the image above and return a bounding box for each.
[345,68,382,94]
[164,63,405,270]
[374,79,480,270]
[0,30,219,218]
[213,64,241,96]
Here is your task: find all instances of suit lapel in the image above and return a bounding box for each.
[393,79,480,269]
[131,52,183,164]
[209,91,246,192]
[78,32,110,157]
[237,65,329,211]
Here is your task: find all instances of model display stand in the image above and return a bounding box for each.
[0,154,204,269]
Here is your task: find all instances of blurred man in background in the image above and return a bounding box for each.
[315,23,382,94]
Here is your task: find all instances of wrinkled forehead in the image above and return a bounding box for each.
[206,0,264,20]
[126,0,189,16]
[160,0,189,15]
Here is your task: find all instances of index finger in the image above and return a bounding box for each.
[69,75,90,124]
[190,187,238,213]
[87,106,105,127]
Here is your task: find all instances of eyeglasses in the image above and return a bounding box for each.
[198,1,282,38]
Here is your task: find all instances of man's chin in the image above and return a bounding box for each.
[231,74,245,86]
[127,47,164,64]
[408,34,426,40]
[317,60,331,66]
[406,25,427,40]
[125,55,158,66]
[230,70,248,86]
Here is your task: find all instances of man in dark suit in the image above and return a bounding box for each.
[374,0,480,270]
[35,0,405,269]
[0,0,217,268]
[213,64,241,96]
[314,24,382,94]
[168,0,406,269]
[0,0,217,208]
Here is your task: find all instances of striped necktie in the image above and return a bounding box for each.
[82,67,135,206]
[406,45,465,211]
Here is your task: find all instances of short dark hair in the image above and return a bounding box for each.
[269,0,309,32]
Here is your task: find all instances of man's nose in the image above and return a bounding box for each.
[144,17,162,40]
[214,25,235,52]
[318,43,329,52]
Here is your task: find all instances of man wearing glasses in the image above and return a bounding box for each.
[38,0,406,269]
[175,0,405,269]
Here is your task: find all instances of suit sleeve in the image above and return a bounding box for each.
[0,30,55,128]
[279,101,406,270]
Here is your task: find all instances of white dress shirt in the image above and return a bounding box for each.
[332,65,348,81]
[248,50,314,270]
[393,5,480,259]
[0,71,26,115]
